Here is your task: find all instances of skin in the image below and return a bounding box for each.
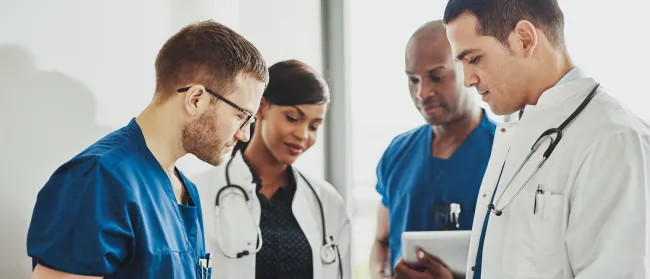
[243,98,328,199]
[394,250,455,279]
[32,72,266,279]
[445,12,574,116]
[370,21,482,279]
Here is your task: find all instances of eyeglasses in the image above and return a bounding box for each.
[177,86,256,130]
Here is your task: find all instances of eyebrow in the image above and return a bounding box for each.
[291,106,324,121]
[241,107,255,115]
[455,48,480,62]
[292,106,306,117]
[405,65,446,75]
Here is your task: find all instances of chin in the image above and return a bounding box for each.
[425,116,453,126]
[489,105,515,116]
[195,150,227,167]
[276,153,299,166]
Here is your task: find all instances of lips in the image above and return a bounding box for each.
[285,143,305,155]
[422,104,443,115]
[480,90,490,101]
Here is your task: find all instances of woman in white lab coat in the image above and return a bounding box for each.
[194,60,351,279]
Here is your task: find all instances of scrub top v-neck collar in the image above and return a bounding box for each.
[128,118,198,252]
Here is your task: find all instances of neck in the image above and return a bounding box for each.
[243,135,288,187]
[135,103,186,173]
[526,46,575,105]
[432,105,483,143]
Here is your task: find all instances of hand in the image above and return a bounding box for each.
[371,265,394,279]
[393,249,454,279]
[371,270,394,279]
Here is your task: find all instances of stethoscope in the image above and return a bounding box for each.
[488,83,600,216]
[214,154,343,277]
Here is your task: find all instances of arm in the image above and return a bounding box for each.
[33,265,102,279]
[567,131,649,279]
[370,204,392,279]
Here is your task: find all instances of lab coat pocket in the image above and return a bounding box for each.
[502,186,564,278]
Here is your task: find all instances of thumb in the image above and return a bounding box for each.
[417,250,426,260]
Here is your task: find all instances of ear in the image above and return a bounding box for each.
[257,97,269,120]
[183,85,211,117]
[512,20,538,58]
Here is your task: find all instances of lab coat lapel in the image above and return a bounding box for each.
[207,152,260,279]
[467,120,518,274]
[291,168,323,279]
[228,152,261,224]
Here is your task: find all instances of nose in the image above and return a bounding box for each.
[293,124,309,141]
[417,79,435,100]
[463,67,479,88]
[235,125,251,143]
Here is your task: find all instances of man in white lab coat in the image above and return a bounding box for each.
[394,0,650,278]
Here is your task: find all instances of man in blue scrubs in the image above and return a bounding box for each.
[369,20,495,279]
[26,20,269,279]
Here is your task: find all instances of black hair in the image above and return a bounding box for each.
[231,59,330,156]
[443,0,565,47]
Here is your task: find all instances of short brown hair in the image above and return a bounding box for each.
[444,0,565,47]
[154,20,269,100]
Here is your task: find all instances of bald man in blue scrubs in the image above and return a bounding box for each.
[369,20,495,279]
[26,20,268,279]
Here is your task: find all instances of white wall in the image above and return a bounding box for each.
[0,0,323,277]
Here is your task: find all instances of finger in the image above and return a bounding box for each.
[415,251,446,277]
[417,249,451,270]
[394,262,425,279]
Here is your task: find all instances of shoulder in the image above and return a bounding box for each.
[381,124,430,158]
[566,84,650,159]
[391,124,430,146]
[46,128,145,198]
[45,155,136,203]
[462,108,497,152]
[476,108,497,138]
[581,87,650,139]
[66,125,142,169]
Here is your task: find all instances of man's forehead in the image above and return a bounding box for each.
[444,13,481,56]
[230,74,265,113]
[406,38,453,69]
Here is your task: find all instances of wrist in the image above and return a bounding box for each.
[452,271,466,279]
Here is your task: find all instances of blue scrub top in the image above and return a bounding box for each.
[376,109,496,269]
[27,118,209,279]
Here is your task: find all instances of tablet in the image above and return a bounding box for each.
[401,230,471,273]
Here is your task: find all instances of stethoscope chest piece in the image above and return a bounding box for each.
[320,243,337,264]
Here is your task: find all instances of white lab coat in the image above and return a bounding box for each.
[192,151,352,279]
[467,77,650,279]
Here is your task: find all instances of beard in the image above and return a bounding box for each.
[181,109,229,166]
